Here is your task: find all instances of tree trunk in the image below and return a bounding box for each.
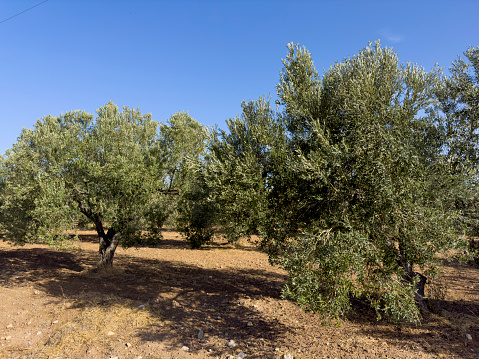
[75,200,122,270]
[397,251,429,313]
[411,272,428,313]
[94,218,121,270]
[98,232,120,269]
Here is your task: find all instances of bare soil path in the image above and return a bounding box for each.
[0,231,478,358]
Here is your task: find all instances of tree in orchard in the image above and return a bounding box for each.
[157,111,209,226]
[176,97,286,248]
[0,101,166,269]
[436,46,479,167]
[203,42,466,323]
[434,46,479,254]
[270,41,465,323]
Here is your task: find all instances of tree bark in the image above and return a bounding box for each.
[95,221,120,269]
[74,197,121,270]
[397,252,429,313]
[98,232,120,268]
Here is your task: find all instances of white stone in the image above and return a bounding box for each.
[198,329,204,339]
[466,333,473,340]
[226,339,236,348]
[181,346,189,351]
[283,354,294,359]
[237,352,246,358]
[247,321,253,326]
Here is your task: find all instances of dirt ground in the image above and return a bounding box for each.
[0,230,478,359]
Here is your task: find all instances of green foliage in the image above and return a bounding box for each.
[177,169,217,249]
[203,41,467,323]
[272,41,463,323]
[434,46,479,242]
[157,112,212,248]
[436,46,479,167]
[159,112,209,193]
[0,102,166,259]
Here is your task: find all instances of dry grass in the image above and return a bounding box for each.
[41,295,161,358]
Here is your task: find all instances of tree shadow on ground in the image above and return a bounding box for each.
[345,260,479,359]
[0,244,289,358]
[75,230,261,251]
[2,241,479,358]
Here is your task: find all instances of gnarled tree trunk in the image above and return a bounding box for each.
[76,199,122,270]
[397,251,429,313]
[95,220,121,269]
[98,231,120,268]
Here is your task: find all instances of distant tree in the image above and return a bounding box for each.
[157,111,209,226]
[174,98,285,248]
[0,102,166,269]
[435,46,479,251]
[436,46,479,167]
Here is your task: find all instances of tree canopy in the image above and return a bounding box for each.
[0,102,167,268]
[196,42,471,323]
[1,42,477,324]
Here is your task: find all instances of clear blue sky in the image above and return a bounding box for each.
[1,0,478,154]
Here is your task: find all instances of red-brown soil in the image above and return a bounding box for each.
[0,230,478,359]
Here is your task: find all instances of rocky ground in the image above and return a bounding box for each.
[0,230,478,359]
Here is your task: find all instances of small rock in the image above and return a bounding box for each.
[247,321,253,327]
[5,336,11,340]
[107,331,115,336]
[137,305,145,309]
[181,346,189,352]
[52,320,58,324]
[34,290,40,295]
[126,342,132,347]
[65,302,72,308]
[226,339,236,348]
[237,352,246,358]
[466,333,473,340]
[6,324,13,328]
[36,331,42,335]
[109,357,119,359]
[283,354,294,359]
[198,329,204,339]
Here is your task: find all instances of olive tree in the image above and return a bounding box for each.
[270,41,466,323]
[203,42,465,323]
[157,111,209,229]
[0,102,166,268]
[434,46,479,254]
[436,46,479,167]
[175,98,283,248]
